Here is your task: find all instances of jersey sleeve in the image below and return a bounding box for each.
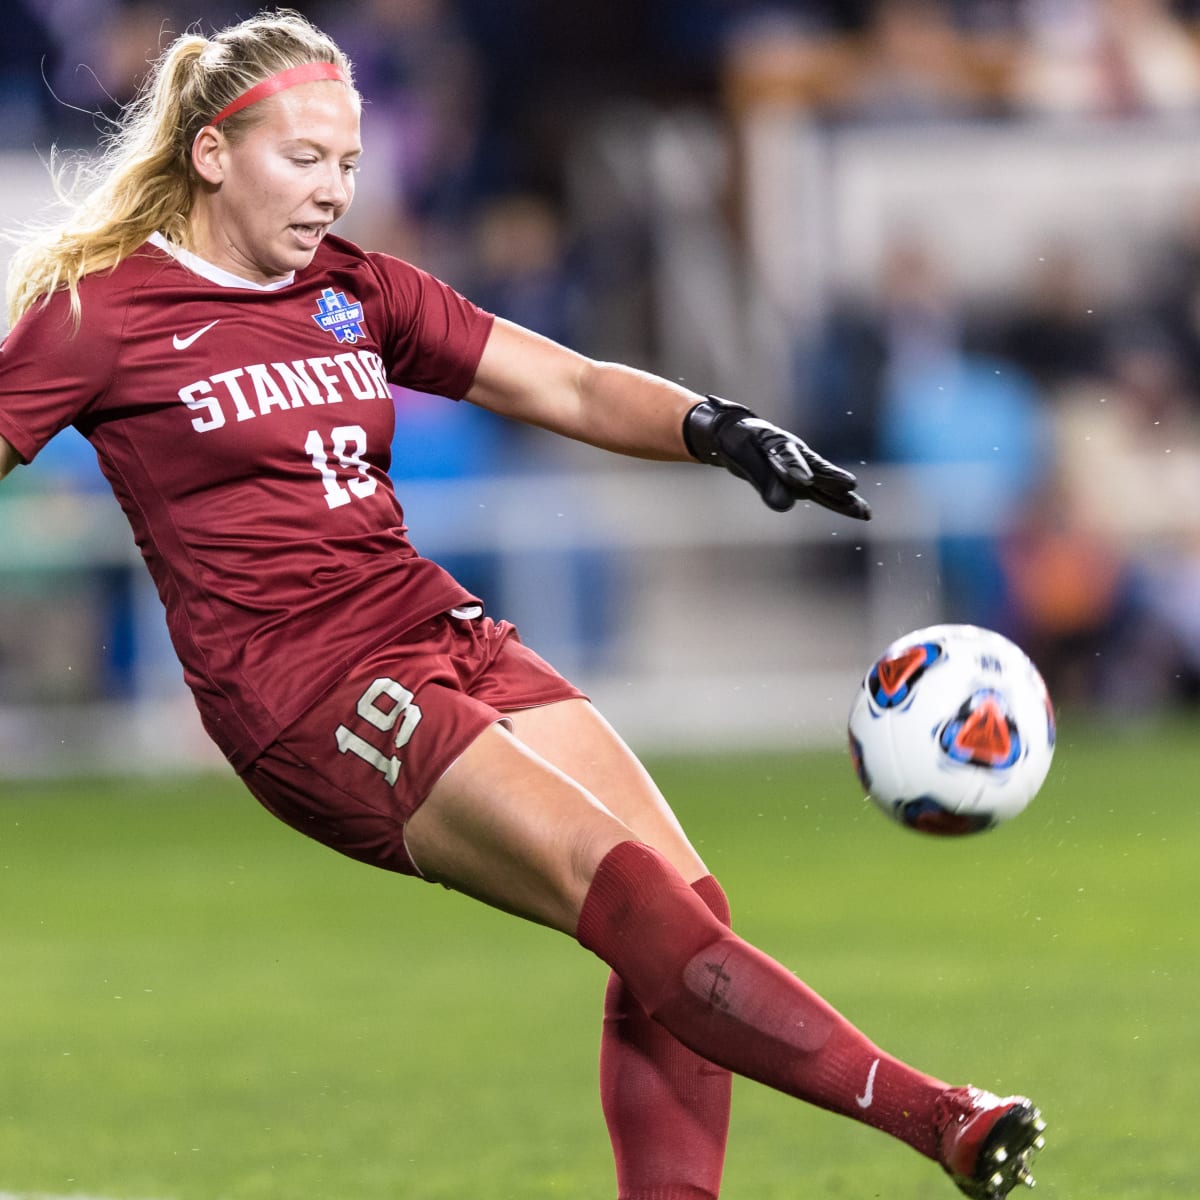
[366,252,495,400]
[0,288,119,463]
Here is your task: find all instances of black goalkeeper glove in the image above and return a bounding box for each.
[682,396,872,520]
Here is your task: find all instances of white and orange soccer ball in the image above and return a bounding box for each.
[847,624,1055,835]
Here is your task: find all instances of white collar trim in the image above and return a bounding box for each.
[148,231,295,291]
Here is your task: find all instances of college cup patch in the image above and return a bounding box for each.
[312,287,366,344]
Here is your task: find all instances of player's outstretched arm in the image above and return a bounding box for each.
[0,434,21,482]
[466,320,870,520]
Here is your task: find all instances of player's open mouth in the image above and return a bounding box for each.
[290,224,326,247]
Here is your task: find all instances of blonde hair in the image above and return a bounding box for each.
[6,8,354,328]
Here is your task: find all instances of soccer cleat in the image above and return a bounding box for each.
[935,1086,1046,1199]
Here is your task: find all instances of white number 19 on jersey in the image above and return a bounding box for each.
[305,425,378,509]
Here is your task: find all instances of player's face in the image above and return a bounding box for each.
[192,82,362,284]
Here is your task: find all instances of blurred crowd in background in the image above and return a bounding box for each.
[3,0,1200,731]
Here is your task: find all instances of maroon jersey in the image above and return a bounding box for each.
[0,233,495,769]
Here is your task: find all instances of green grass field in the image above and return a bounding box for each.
[1,714,1196,1200]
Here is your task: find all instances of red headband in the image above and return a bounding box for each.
[209,61,349,126]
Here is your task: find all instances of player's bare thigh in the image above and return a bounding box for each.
[403,699,707,934]
[504,698,706,884]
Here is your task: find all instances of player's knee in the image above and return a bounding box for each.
[576,841,731,1005]
[565,822,638,918]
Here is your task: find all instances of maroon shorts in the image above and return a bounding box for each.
[239,612,586,877]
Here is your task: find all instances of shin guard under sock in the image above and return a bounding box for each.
[577,841,947,1160]
[599,875,733,1200]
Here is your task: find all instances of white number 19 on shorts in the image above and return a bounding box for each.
[335,676,423,786]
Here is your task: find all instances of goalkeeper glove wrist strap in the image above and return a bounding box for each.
[682,395,752,464]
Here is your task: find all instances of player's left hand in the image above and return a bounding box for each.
[683,395,872,520]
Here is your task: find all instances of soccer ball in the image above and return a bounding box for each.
[847,624,1055,835]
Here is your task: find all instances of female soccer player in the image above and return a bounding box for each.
[0,11,1044,1198]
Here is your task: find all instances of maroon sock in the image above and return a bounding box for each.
[577,841,948,1161]
[599,875,733,1200]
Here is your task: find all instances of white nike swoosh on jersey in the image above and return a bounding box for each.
[173,319,220,350]
[856,1058,880,1109]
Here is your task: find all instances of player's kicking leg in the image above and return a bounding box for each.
[402,703,1046,1198]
